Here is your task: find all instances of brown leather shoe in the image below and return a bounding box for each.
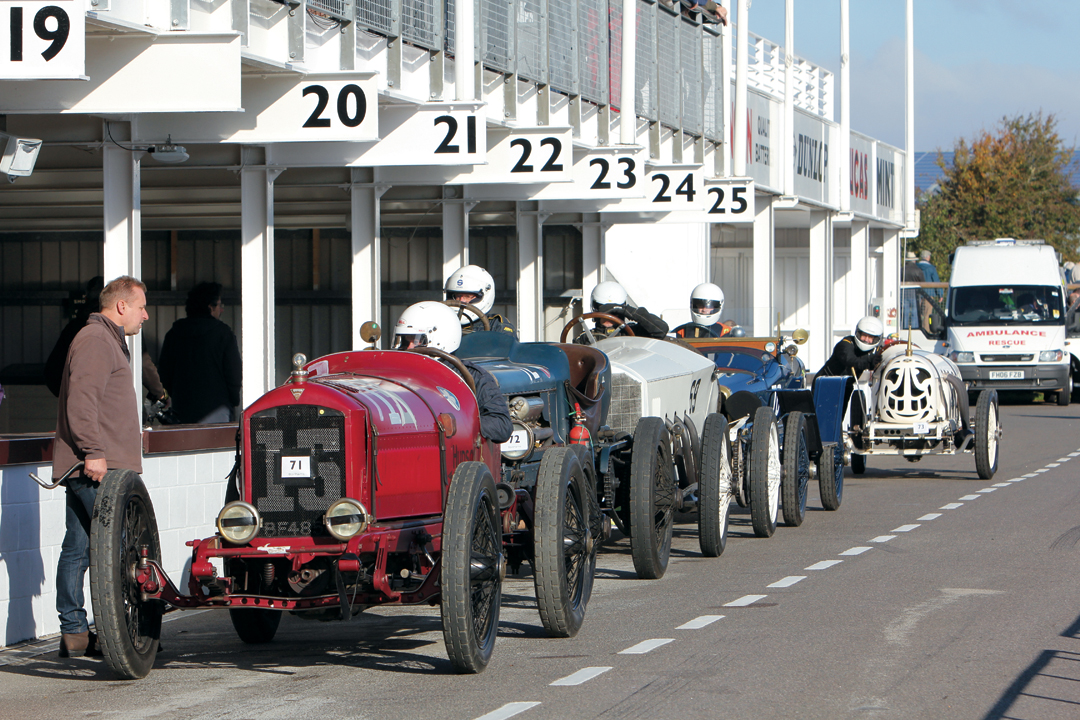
[59,631,103,658]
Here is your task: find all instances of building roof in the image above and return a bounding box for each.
[914,151,1080,195]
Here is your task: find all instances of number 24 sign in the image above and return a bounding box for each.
[2,1,85,79]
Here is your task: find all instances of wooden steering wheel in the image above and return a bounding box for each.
[442,299,491,332]
[409,346,478,395]
[559,312,637,344]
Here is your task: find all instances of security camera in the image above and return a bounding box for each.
[0,132,42,178]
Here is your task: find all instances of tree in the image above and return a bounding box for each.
[914,112,1080,281]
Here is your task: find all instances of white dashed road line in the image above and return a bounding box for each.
[1047,463,1061,468]
[1035,468,1049,473]
[917,513,942,521]
[1007,478,1024,483]
[959,494,981,500]
[977,488,997,493]
[1023,473,1039,477]
[1069,452,1080,458]
[1057,457,1073,462]
[474,702,541,720]
[992,483,1011,487]
[677,615,725,630]
[839,547,872,556]
[893,524,921,532]
[550,667,612,686]
[619,639,674,655]
[941,503,964,509]
[871,535,896,542]
[724,595,767,607]
[767,576,806,588]
[806,560,842,570]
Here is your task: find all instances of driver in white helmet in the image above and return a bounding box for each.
[673,283,731,338]
[393,301,512,443]
[444,265,517,337]
[578,281,669,342]
[817,316,886,378]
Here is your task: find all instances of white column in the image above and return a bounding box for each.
[581,213,604,313]
[350,168,387,347]
[441,188,473,283]
[809,210,834,370]
[882,226,901,336]
[849,219,870,325]
[102,120,143,412]
[719,0,732,177]
[782,0,794,196]
[516,202,547,343]
[839,0,851,212]
[619,0,637,145]
[454,0,475,101]
[240,147,283,408]
[751,193,773,336]
[734,0,749,177]
[904,0,915,231]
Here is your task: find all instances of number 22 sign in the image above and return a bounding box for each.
[2,1,84,79]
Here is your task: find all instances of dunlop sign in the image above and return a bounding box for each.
[1,1,84,79]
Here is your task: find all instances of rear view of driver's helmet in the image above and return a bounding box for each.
[853,315,884,352]
[690,282,724,326]
[393,301,463,353]
[444,265,496,318]
[591,281,628,311]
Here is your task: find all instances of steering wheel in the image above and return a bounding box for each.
[442,300,491,332]
[559,312,636,344]
[409,346,478,396]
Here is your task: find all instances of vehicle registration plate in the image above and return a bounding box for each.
[989,370,1023,380]
[913,422,929,435]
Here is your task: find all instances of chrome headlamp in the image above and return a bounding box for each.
[217,501,261,544]
[324,498,370,541]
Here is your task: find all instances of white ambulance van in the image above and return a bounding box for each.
[937,239,1070,405]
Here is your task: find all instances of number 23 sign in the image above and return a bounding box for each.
[2,1,84,79]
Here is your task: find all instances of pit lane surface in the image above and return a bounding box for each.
[3,401,1080,720]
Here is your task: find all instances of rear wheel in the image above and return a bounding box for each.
[698,413,733,557]
[534,447,596,638]
[629,417,676,579]
[818,443,844,511]
[89,469,163,680]
[851,453,867,475]
[749,407,781,538]
[229,608,282,644]
[441,462,502,673]
[975,390,1000,480]
[780,412,810,527]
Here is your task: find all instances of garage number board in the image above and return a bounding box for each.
[463,127,573,183]
[2,1,84,79]
[616,167,755,220]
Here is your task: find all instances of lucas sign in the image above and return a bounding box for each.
[1,1,84,79]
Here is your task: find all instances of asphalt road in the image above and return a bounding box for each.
[4,400,1080,720]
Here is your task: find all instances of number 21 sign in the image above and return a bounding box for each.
[2,1,85,79]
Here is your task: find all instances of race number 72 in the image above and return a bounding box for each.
[3,2,83,79]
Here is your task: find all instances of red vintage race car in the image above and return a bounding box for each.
[86,339,505,680]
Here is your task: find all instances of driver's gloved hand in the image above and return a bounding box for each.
[596,303,629,320]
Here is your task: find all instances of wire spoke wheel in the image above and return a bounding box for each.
[699,413,733,557]
[629,417,675,579]
[749,407,781,538]
[781,411,810,527]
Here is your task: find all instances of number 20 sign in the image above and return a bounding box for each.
[2,1,84,79]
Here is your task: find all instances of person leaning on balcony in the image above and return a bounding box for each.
[52,275,149,659]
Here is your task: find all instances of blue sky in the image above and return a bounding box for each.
[741,0,1080,152]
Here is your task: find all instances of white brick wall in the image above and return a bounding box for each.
[0,450,233,647]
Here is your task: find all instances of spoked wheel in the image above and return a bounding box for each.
[780,411,810,527]
[851,453,867,475]
[818,442,844,511]
[698,413,733,557]
[229,608,282,644]
[749,407,781,538]
[441,461,503,673]
[975,390,1000,480]
[533,447,597,638]
[89,469,163,680]
[629,416,676,579]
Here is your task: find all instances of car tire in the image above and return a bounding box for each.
[698,413,733,558]
[1058,373,1072,406]
[229,608,282,644]
[441,461,502,673]
[818,442,844,511]
[89,469,163,680]
[629,416,676,580]
[975,390,1000,480]
[534,447,596,638]
[780,411,810,527]
[851,453,867,475]
[749,407,781,538]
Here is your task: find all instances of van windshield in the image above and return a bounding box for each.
[948,285,1064,326]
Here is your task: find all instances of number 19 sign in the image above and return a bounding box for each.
[2,1,84,79]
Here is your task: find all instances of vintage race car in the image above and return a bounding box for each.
[71,333,511,680]
[816,342,1002,479]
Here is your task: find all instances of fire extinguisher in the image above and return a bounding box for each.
[569,403,590,446]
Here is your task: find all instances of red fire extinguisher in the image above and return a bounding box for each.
[569,403,590,446]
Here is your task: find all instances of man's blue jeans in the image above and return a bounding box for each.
[56,477,98,635]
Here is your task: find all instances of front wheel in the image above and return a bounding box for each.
[749,407,781,538]
[533,447,596,638]
[780,411,810,527]
[89,469,163,680]
[818,443,844,511]
[229,608,282,644]
[629,417,676,579]
[851,453,867,475]
[974,390,1000,480]
[441,462,502,673]
[698,413,733,557]
[1058,373,1072,406]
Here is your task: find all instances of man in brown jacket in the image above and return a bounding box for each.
[53,275,148,657]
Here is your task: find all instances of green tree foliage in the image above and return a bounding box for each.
[914,112,1080,281]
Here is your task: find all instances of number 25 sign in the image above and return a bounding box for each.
[2,1,85,79]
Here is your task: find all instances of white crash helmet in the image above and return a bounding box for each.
[393,301,463,353]
[591,281,628,311]
[690,282,724,326]
[853,315,884,353]
[444,265,496,318]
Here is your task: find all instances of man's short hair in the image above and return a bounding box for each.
[185,282,224,317]
[919,250,932,261]
[99,275,147,311]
